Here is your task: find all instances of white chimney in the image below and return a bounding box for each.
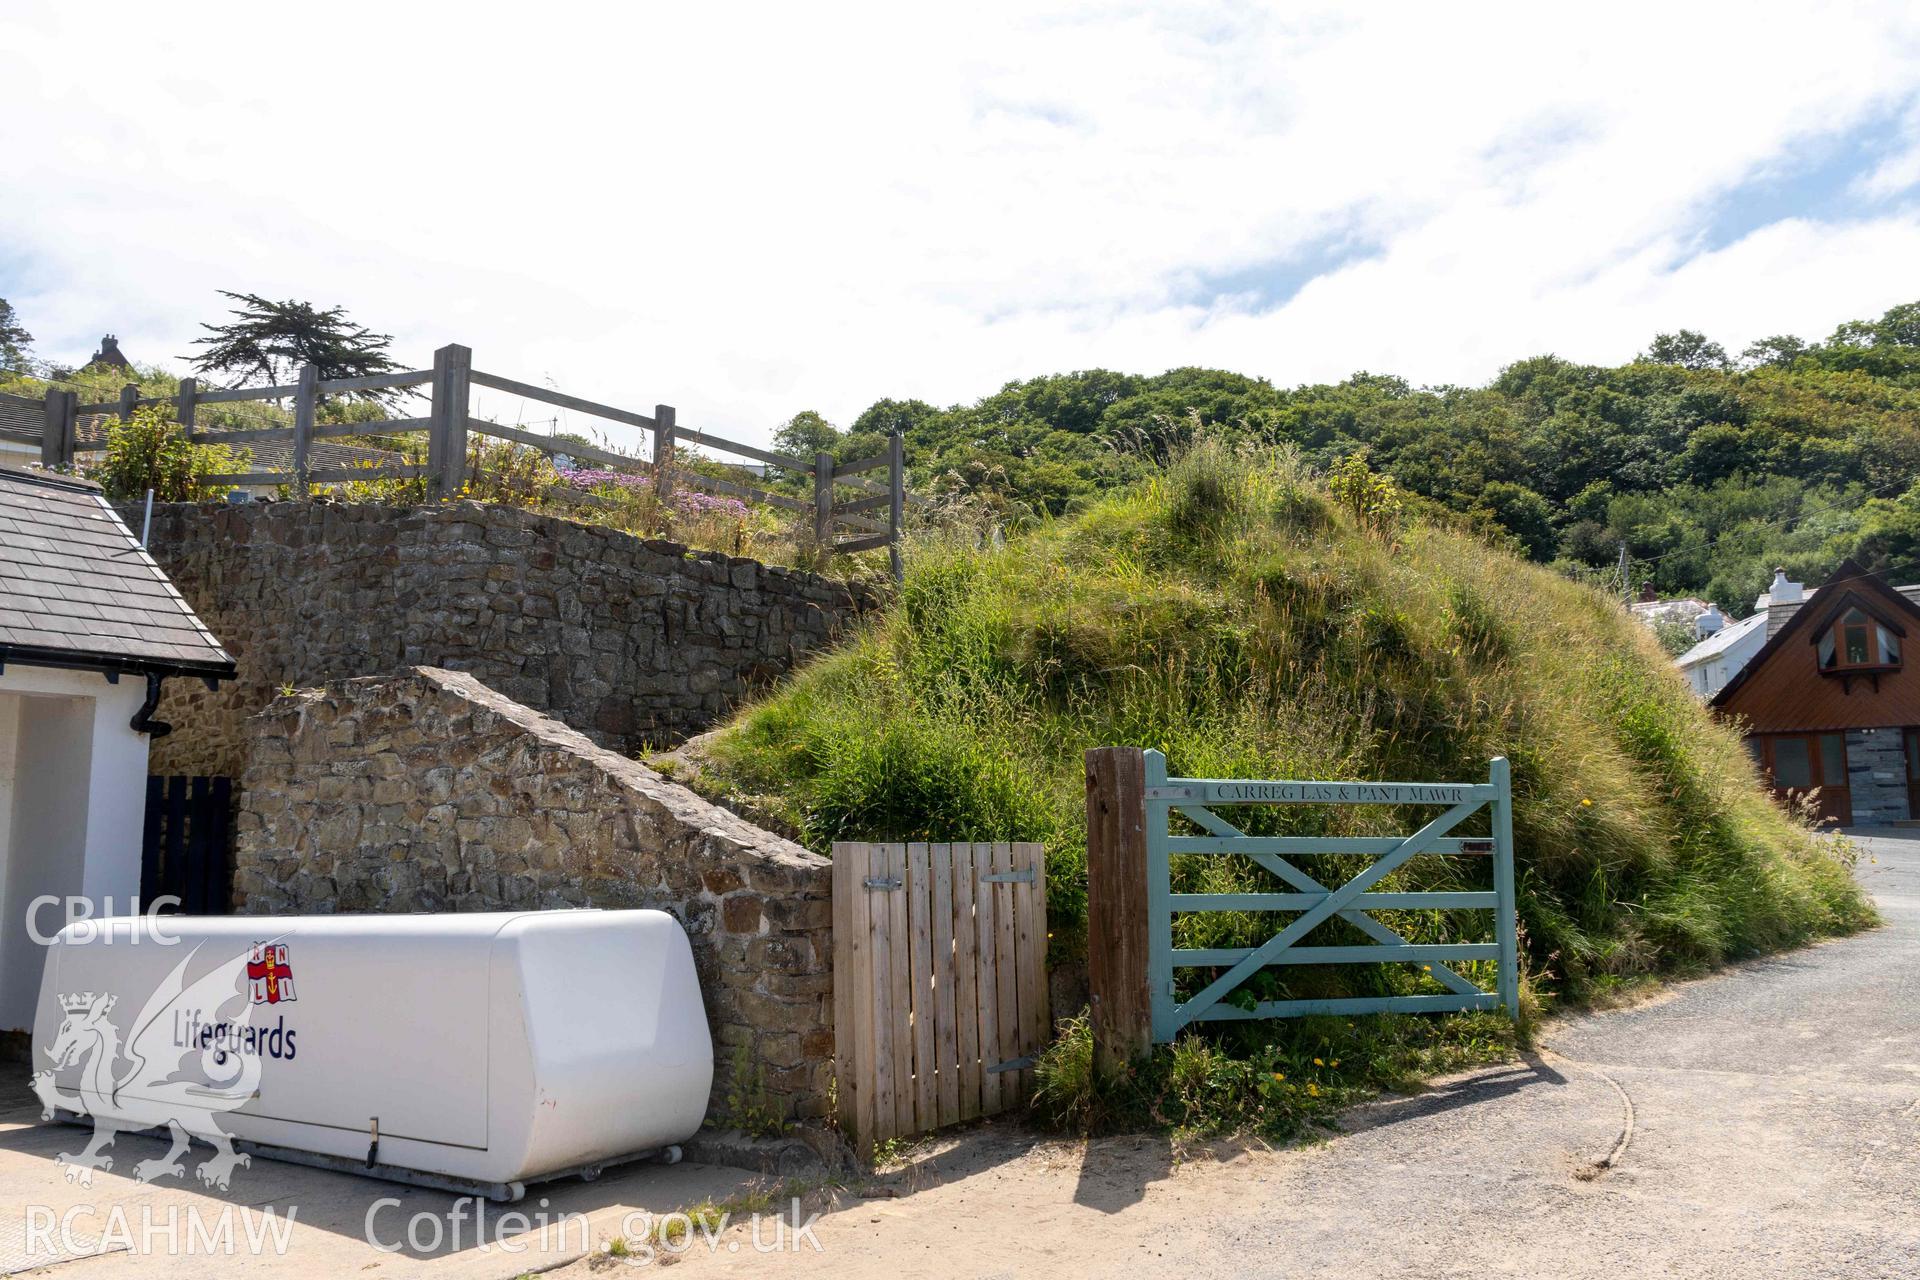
[1696,604,1724,636]
[1768,568,1804,607]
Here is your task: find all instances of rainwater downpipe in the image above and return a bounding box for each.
[131,673,172,738]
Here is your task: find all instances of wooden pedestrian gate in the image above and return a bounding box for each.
[140,775,234,915]
[832,842,1048,1154]
[1138,750,1519,1041]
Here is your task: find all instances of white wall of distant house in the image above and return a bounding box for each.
[1679,618,1770,699]
[0,666,149,1032]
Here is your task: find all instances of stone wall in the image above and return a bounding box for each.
[235,667,836,1121]
[1844,727,1911,825]
[132,500,876,779]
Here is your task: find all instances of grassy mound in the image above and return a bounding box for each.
[692,444,1873,1135]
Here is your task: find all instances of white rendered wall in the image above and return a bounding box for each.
[0,667,150,1032]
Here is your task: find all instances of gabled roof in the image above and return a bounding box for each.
[0,465,235,679]
[1709,558,1920,710]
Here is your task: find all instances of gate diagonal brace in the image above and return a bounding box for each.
[1174,805,1482,998]
[1168,795,1485,1033]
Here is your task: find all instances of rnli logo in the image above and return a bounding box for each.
[245,943,297,1005]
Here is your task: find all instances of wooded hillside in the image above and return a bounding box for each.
[791,301,1920,607]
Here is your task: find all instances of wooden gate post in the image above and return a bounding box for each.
[1085,746,1151,1073]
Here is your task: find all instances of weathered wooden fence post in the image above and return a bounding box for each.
[429,343,472,497]
[41,387,74,467]
[653,404,676,503]
[117,382,138,423]
[887,431,905,584]
[291,364,317,498]
[1085,746,1151,1073]
[813,451,835,547]
[176,377,197,434]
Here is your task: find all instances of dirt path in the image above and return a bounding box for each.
[568,831,1920,1280]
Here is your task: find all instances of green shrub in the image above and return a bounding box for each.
[88,405,246,502]
[1032,1007,1523,1142]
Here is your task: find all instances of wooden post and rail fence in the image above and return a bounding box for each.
[2,343,918,578]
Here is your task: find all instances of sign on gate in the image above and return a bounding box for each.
[1121,750,1519,1043]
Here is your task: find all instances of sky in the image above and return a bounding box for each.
[6,1,1920,451]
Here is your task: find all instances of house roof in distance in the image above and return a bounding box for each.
[0,465,235,679]
[1674,609,1765,670]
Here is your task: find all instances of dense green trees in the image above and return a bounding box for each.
[788,299,1920,610]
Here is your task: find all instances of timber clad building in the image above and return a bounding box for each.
[1712,559,1920,827]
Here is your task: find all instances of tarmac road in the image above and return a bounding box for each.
[1188,829,1920,1279]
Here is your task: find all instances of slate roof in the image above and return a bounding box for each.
[1674,609,1766,669]
[0,465,235,678]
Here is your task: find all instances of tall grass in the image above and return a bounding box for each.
[693,440,1873,1128]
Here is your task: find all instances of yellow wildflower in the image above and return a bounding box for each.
[1307,1083,1320,1097]
[1580,798,1593,807]
[1313,1057,1323,1066]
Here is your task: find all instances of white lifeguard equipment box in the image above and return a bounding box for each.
[32,910,712,1200]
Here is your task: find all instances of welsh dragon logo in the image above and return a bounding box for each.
[30,942,268,1190]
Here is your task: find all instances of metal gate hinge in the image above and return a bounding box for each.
[986,1056,1034,1074]
[862,876,902,891]
[981,869,1037,884]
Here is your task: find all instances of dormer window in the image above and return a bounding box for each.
[1817,607,1901,672]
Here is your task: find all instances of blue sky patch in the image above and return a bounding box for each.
[1691,100,1920,255]
[1174,226,1384,313]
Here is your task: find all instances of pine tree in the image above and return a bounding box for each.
[187,292,401,402]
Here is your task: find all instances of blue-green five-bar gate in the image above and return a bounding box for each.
[1081,747,1518,1065]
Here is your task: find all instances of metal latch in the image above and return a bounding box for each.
[981,869,1037,884]
[1459,839,1494,854]
[863,876,902,891]
[986,1056,1035,1074]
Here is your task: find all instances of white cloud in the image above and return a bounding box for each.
[4,1,1920,451]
